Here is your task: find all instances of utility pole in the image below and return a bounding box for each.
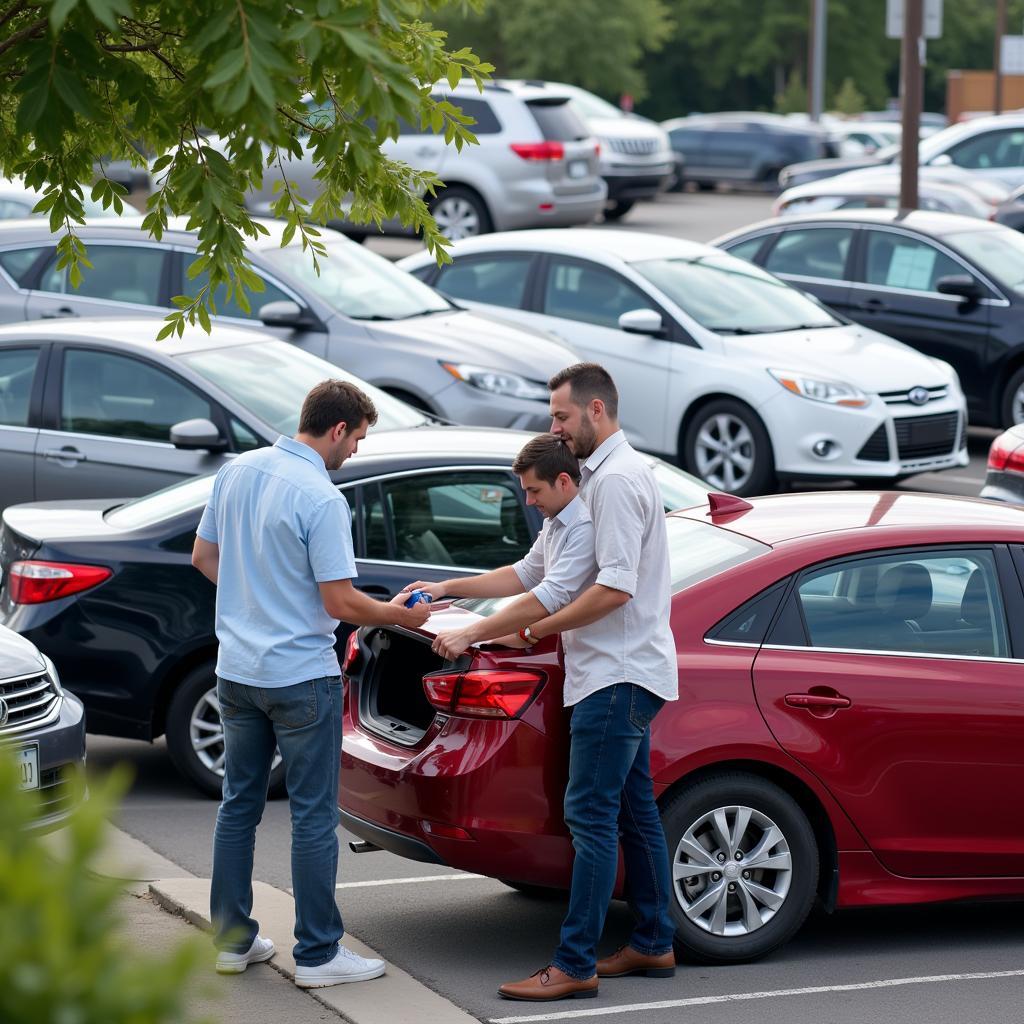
[899,0,923,211]
[994,0,1008,115]
[808,0,827,121]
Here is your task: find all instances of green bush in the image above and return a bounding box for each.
[0,749,208,1024]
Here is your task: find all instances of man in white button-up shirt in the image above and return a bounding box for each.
[499,363,678,1004]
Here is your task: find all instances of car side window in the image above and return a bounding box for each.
[763,228,855,281]
[374,472,531,569]
[543,259,656,329]
[442,96,502,135]
[723,236,767,264]
[182,257,292,320]
[862,231,963,293]
[0,247,48,286]
[0,199,32,219]
[38,245,165,306]
[948,129,1024,170]
[61,348,213,442]
[794,548,1009,658]
[0,348,41,427]
[434,255,533,309]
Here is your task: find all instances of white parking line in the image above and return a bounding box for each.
[487,969,1024,1023]
[333,872,487,890]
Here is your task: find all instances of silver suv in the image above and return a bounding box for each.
[0,218,578,429]
[242,82,607,240]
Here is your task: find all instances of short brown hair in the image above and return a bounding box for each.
[512,433,580,486]
[548,362,619,420]
[298,380,378,436]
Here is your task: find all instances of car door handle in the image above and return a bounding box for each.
[858,298,887,312]
[40,306,79,319]
[42,446,87,463]
[785,692,851,710]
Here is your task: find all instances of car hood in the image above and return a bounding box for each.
[723,324,950,393]
[361,309,580,379]
[0,623,46,678]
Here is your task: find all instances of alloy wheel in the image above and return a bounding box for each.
[1012,382,1024,425]
[431,196,481,240]
[189,686,283,779]
[672,804,793,936]
[694,413,756,492]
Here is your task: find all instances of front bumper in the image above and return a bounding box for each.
[603,170,674,202]
[760,390,970,480]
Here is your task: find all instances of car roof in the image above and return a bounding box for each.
[714,208,1007,242]
[679,491,1024,547]
[0,316,281,356]
[404,228,715,265]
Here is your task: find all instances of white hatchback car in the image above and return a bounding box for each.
[400,229,969,495]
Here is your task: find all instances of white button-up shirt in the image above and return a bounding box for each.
[575,430,678,704]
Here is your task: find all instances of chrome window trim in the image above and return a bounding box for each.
[355,557,488,573]
[844,278,1009,308]
[760,642,1020,665]
[703,638,761,649]
[39,428,176,449]
[0,423,39,434]
[336,463,517,490]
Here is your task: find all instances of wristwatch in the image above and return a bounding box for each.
[518,626,536,646]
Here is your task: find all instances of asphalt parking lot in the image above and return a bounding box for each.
[43,191,1024,1022]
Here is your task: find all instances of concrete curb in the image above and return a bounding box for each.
[41,822,195,882]
[151,877,481,1024]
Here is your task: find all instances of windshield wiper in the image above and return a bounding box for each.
[767,322,838,333]
[348,314,396,321]
[708,326,763,335]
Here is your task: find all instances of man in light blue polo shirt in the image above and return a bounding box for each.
[192,379,431,990]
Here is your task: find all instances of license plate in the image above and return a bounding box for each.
[909,421,949,445]
[567,159,588,179]
[17,745,39,791]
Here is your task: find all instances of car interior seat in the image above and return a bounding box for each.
[390,488,454,566]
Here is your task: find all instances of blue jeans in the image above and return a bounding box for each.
[211,676,344,967]
[553,683,676,980]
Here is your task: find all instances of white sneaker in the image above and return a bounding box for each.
[216,934,276,974]
[293,944,386,988]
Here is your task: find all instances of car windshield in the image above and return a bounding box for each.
[648,458,709,511]
[260,239,451,321]
[105,474,215,530]
[178,339,426,435]
[565,88,624,120]
[454,515,767,621]
[947,228,1024,295]
[633,254,840,334]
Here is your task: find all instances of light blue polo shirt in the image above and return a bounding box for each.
[197,436,357,687]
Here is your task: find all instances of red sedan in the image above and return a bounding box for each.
[338,491,1024,963]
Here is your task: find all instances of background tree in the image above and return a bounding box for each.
[0,0,492,336]
[775,69,808,114]
[833,76,866,116]
[436,0,673,101]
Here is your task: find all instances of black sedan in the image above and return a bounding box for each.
[0,425,706,797]
[713,210,1024,429]
[981,424,1024,504]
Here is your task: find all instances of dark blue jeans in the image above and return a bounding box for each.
[211,676,344,967]
[552,683,676,979]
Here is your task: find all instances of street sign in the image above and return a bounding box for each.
[886,0,942,39]
[1002,35,1024,75]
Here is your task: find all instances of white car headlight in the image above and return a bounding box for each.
[440,362,549,401]
[769,368,868,408]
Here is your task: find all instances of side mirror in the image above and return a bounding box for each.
[259,300,314,329]
[618,308,666,336]
[935,274,983,301]
[929,153,953,167]
[170,418,228,452]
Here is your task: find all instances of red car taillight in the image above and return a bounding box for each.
[510,141,565,161]
[342,630,361,675]
[987,433,1024,474]
[423,669,545,719]
[8,560,112,604]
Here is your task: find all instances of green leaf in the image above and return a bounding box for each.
[83,0,132,33]
[446,64,462,91]
[49,0,80,31]
[204,49,248,89]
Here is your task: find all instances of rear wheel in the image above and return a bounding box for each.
[429,186,492,240]
[1000,366,1024,427]
[165,664,286,799]
[682,399,775,496]
[662,774,819,964]
[604,199,636,221]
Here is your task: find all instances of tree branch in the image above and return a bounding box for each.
[0,14,46,59]
[0,0,35,29]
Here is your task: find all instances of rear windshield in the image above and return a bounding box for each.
[527,100,589,142]
[453,515,768,619]
[105,474,215,530]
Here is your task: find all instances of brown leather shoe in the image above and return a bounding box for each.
[498,965,599,1001]
[596,945,676,978]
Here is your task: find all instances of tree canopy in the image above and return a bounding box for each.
[0,0,492,335]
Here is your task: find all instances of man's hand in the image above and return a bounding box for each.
[389,590,432,628]
[432,626,477,660]
[491,632,532,649]
[400,580,449,601]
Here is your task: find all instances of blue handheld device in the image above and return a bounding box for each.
[405,589,433,608]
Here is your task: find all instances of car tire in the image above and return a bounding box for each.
[428,186,492,240]
[499,879,566,900]
[682,399,775,496]
[604,199,636,221]
[696,181,715,192]
[1000,366,1024,427]
[661,773,819,965]
[165,664,286,800]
